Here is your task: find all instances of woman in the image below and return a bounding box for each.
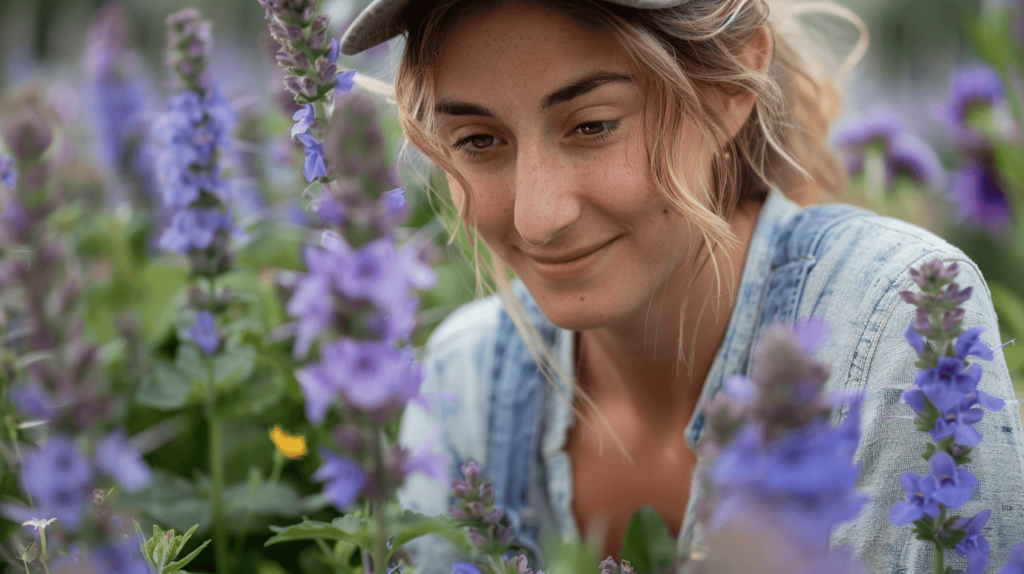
[339,0,1024,571]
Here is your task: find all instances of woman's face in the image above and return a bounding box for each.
[433,1,713,331]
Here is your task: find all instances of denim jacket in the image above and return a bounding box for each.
[398,190,1024,573]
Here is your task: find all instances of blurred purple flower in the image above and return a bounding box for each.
[158,208,230,253]
[317,338,422,413]
[999,542,1024,574]
[953,509,991,574]
[287,246,339,358]
[940,66,1004,126]
[312,449,365,510]
[95,430,152,493]
[949,161,1011,232]
[335,238,406,307]
[21,437,91,529]
[0,153,16,188]
[87,539,150,574]
[403,427,448,482]
[297,133,327,182]
[335,70,355,97]
[832,107,944,188]
[452,564,483,574]
[291,103,314,138]
[189,310,219,355]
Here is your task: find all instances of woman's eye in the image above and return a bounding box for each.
[573,120,622,140]
[453,134,503,155]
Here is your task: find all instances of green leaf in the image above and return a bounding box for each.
[266,515,372,551]
[175,345,208,388]
[136,362,193,410]
[223,468,304,518]
[121,471,212,533]
[139,264,189,345]
[163,538,211,574]
[213,344,257,393]
[386,507,470,560]
[618,507,677,574]
[216,364,286,417]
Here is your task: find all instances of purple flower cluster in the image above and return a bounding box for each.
[701,319,867,567]
[832,106,945,190]
[154,9,236,258]
[449,462,514,554]
[12,432,151,533]
[453,556,536,574]
[598,558,636,574]
[939,66,1014,232]
[889,259,1000,574]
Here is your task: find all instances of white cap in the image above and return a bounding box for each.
[339,0,690,56]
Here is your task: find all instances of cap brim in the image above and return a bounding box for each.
[339,0,688,57]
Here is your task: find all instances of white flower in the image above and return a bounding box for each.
[21,518,56,530]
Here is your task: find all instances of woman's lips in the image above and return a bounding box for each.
[523,236,621,281]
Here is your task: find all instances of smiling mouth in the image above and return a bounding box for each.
[526,237,620,264]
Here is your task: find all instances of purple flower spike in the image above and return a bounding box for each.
[95,430,152,493]
[296,133,327,182]
[953,508,991,574]
[889,471,941,525]
[949,162,1011,232]
[928,451,976,508]
[915,356,981,412]
[312,449,365,510]
[189,310,219,355]
[291,104,315,138]
[295,364,336,424]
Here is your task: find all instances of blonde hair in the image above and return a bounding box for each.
[391,0,864,404]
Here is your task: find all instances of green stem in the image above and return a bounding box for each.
[206,360,229,574]
[933,542,944,574]
[370,429,389,573]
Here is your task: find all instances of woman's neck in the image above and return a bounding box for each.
[576,197,764,428]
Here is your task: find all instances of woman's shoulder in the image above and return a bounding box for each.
[424,294,505,360]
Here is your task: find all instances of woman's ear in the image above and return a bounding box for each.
[718,27,773,138]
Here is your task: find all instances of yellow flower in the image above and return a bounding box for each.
[270,425,307,459]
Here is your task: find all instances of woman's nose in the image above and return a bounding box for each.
[513,144,582,246]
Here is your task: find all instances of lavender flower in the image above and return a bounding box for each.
[297,133,327,182]
[890,259,997,572]
[312,448,366,510]
[599,558,636,574]
[1,101,54,161]
[87,539,150,574]
[189,310,220,355]
[291,103,315,137]
[95,430,152,493]
[449,462,514,556]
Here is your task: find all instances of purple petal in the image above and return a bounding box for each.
[904,322,924,354]
[974,390,1005,411]
[956,327,994,361]
[335,70,355,95]
[889,501,924,526]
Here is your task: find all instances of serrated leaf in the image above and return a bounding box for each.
[266,515,372,550]
[618,507,677,574]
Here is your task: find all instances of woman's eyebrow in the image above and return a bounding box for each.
[433,70,633,120]
[540,70,633,112]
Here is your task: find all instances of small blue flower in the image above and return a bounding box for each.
[335,70,356,97]
[904,322,924,354]
[88,540,150,574]
[21,438,91,530]
[889,472,941,525]
[928,451,976,509]
[291,103,315,138]
[953,508,991,574]
[452,564,483,574]
[95,430,152,493]
[158,208,230,253]
[296,133,327,182]
[312,449,365,510]
[327,38,339,64]
[955,327,995,362]
[940,66,1004,126]
[915,356,981,412]
[949,161,1011,232]
[929,401,983,446]
[189,310,219,355]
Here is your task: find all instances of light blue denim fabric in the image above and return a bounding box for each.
[397,190,1024,573]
